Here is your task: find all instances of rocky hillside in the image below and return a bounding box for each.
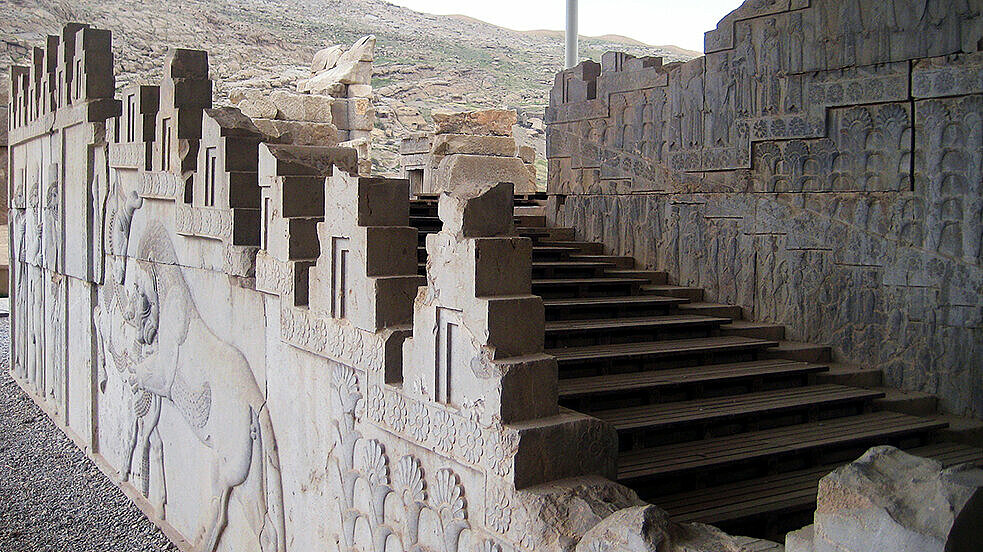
[1,0,698,178]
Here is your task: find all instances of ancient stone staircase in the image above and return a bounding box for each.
[408,194,983,539]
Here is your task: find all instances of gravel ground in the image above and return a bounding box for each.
[0,317,179,551]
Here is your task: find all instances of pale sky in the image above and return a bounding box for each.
[386,0,745,53]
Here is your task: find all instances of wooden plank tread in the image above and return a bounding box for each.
[544,295,687,307]
[559,359,828,397]
[533,277,651,286]
[594,384,883,431]
[548,336,779,363]
[617,412,948,481]
[533,261,615,268]
[546,314,727,333]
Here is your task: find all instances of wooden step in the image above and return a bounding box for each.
[549,336,778,364]
[514,214,546,226]
[545,314,727,347]
[559,359,828,399]
[514,205,546,216]
[764,341,833,363]
[815,363,883,387]
[533,261,615,269]
[642,284,704,301]
[617,412,948,484]
[517,226,552,237]
[720,320,786,341]
[538,241,604,254]
[532,277,649,298]
[595,384,884,439]
[605,269,669,284]
[532,246,582,260]
[656,440,983,526]
[677,302,743,319]
[546,314,727,335]
[533,277,650,286]
[570,254,635,268]
[532,261,615,279]
[543,295,688,320]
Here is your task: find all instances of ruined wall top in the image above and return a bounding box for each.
[548,0,983,178]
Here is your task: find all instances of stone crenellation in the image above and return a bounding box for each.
[546,0,983,419]
[5,21,642,552]
[8,4,983,552]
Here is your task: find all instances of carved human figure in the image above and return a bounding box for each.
[43,178,60,270]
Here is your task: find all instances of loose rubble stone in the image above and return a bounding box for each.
[269,89,334,123]
[576,504,750,552]
[786,446,983,552]
[431,134,518,157]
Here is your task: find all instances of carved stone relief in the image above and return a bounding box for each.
[546,0,983,417]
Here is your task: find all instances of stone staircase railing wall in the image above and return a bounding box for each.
[545,0,983,418]
[6,23,637,552]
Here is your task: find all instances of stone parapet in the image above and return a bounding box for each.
[545,0,983,419]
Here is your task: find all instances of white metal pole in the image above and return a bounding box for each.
[565,0,578,69]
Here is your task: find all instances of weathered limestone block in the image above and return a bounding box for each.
[237,96,278,119]
[786,446,983,552]
[576,505,749,552]
[399,133,432,155]
[251,118,340,147]
[435,154,535,194]
[431,133,518,157]
[433,109,517,136]
[518,144,536,164]
[269,89,333,123]
[511,476,644,551]
[403,183,552,421]
[257,143,358,306]
[331,97,375,132]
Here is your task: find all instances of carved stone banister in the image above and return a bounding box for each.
[309,172,424,335]
[399,182,616,489]
[256,143,359,305]
[155,48,211,200]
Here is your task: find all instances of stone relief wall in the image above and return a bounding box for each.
[546,0,983,418]
[6,23,675,552]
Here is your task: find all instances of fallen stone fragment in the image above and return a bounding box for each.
[786,446,983,552]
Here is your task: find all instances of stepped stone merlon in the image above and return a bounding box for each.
[308,172,424,333]
[401,182,617,486]
[256,143,357,305]
[156,48,211,191]
[186,107,266,245]
[64,25,114,104]
[404,182,554,421]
